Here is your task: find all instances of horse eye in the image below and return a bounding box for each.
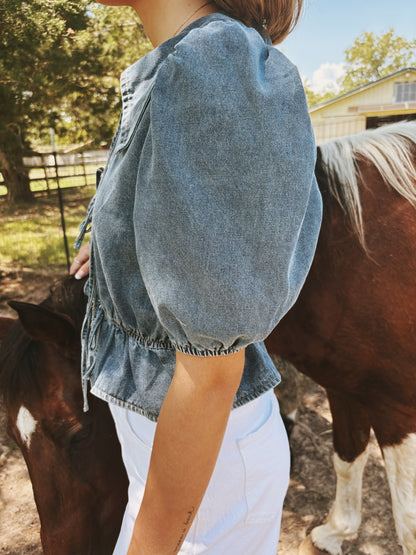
[69,423,93,448]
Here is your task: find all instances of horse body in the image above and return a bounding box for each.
[266,122,416,554]
[0,279,128,555]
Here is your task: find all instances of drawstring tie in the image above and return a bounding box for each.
[74,167,103,249]
[79,235,102,412]
[74,195,96,249]
[75,166,105,411]
[81,299,104,412]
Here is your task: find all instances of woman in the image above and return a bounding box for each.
[70,1,322,553]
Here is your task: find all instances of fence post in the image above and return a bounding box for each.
[50,129,70,272]
[42,154,51,195]
[81,151,88,187]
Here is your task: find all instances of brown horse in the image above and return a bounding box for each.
[266,121,416,555]
[1,121,416,554]
[0,277,128,555]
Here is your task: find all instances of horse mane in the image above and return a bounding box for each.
[0,276,87,405]
[316,121,416,249]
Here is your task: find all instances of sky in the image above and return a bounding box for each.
[278,0,416,93]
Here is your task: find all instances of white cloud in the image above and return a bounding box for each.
[311,62,345,94]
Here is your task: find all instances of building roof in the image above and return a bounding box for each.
[310,67,416,113]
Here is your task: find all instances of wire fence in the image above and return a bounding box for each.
[0,149,109,197]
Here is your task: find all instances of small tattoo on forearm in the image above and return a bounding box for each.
[173,506,195,553]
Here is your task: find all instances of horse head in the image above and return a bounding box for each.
[0,277,128,555]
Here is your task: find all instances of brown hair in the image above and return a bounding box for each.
[212,0,304,44]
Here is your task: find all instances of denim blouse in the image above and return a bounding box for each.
[75,12,322,421]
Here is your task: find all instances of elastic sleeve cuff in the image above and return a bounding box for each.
[173,342,243,357]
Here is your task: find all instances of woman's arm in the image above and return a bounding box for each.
[127,349,245,555]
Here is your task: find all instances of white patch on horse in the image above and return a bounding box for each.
[311,448,369,555]
[383,434,416,555]
[16,406,37,448]
[287,409,297,422]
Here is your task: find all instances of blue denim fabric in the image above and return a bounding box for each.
[75,12,322,421]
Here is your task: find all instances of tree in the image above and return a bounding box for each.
[51,5,152,146]
[302,79,337,108]
[340,29,416,92]
[0,1,151,203]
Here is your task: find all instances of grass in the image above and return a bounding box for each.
[0,185,96,274]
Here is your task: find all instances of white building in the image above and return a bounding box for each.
[310,67,416,143]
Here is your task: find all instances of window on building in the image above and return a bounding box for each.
[394,82,416,103]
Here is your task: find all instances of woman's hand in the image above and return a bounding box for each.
[69,242,90,279]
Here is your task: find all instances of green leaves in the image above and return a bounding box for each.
[341,29,416,92]
[0,1,152,200]
[305,29,415,107]
[0,1,151,145]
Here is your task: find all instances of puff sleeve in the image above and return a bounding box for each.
[134,20,322,356]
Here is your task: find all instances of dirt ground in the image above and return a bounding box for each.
[0,271,402,554]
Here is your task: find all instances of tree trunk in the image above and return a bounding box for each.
[0,147,34,204]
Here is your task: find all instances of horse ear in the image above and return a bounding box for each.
[0,317,15,341]
[8,301,78,350]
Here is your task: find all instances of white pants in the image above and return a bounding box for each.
[109,390,290,554]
